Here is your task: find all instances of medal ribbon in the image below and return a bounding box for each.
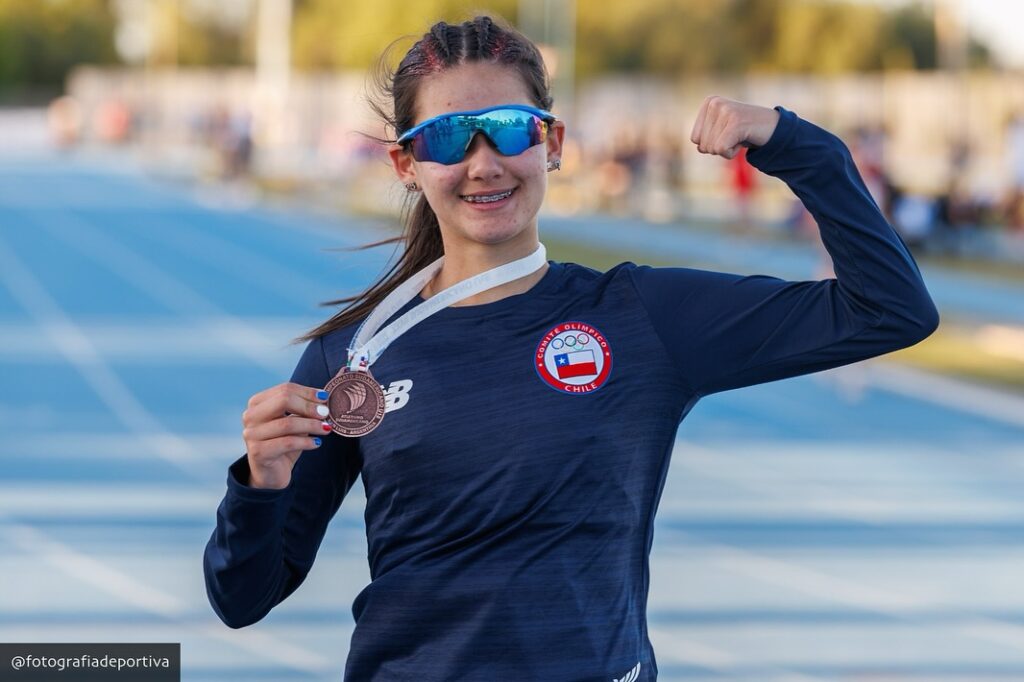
[345,243,547,372]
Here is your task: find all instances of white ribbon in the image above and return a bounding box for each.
[345,243,547,371]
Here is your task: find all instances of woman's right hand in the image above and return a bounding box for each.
[241,383,333,489]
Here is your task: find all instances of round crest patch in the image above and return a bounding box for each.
[534,321,612,394]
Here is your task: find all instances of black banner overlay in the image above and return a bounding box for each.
[0,644,180,682]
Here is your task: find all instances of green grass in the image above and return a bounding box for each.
[887,324,1024,394]
[917,254,1024,285]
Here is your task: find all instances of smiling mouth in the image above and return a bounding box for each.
[460,187,516,203]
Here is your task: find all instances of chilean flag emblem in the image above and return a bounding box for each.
[534,321,613,394]
[553,350,598,379]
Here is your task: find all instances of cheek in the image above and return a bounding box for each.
[516,159,548,198]
[421,169,461,197]
[509,154,546,187]
[522,146,548,171]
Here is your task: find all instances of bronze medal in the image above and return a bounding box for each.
[324,368,386,437]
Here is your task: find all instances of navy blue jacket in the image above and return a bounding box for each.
[204,107,938,681]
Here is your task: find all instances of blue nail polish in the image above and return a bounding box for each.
[313,437,322,447]
[316,390,329,400]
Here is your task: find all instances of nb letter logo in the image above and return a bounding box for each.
[383,379,413,413]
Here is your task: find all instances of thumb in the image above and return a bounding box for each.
[721,144,743,160]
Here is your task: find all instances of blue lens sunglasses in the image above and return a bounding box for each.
[396,104,556,165]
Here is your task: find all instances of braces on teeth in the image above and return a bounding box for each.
[462,190,513,203]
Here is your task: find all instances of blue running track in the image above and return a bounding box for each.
[2,148,1024,681]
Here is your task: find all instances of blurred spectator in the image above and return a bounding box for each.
[615,129,648,213]
[1004,112,1024,233]
[934,137,981,254]
[615,128,647,188]
[1003,189,1024,233]
[1005,113,1024,190]
[224,110,253,179]
[662,129,684,191]
[595,156,631,213]
[47,95,82,149]
[850,125,892,217]
[643,127,685,220]
[94,99,134,144]
[202,105,254,180]
[890,190,937,250]
[728,146,756,228]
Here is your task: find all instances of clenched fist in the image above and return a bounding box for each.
[690,96,780,160]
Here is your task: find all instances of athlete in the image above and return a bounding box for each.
[203,15,939,681]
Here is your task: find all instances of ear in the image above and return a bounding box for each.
[546,120,566,163]
[388,143,417,185]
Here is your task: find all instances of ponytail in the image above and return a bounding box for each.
[291,193,444,345]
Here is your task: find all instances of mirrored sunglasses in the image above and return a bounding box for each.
[396,104,555,165]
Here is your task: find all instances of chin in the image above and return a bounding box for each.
[469,229,528,246]
[457,222,532,246]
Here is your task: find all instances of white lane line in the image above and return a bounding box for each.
[647,628,824,681]
[667,442,1024,522]
[0,319,311,362]
[0,234,219,476]
[698,536,1024,658]
[669,441,912,525]
[231,193,398,245]
[2,521,334,674]
[20,206,302,373]
[713,541,927,612]
[0,483,225,517]
[120,212,334,304]
[670,440,1024,657]
[5,433,242,460]
[0,233,337,671]
[0,482,365,521]
[868,361,1024,429]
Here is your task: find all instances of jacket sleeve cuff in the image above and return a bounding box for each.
[745,105,800,171]
[225,453,296,505]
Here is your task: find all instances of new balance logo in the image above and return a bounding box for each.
[383,379,413,413]
[613,661,640,682]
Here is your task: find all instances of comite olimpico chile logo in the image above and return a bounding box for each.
[534,320,612,394]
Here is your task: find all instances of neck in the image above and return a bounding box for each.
[421,236,548,306]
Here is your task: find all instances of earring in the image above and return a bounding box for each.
[546,159,561,172]
[405,182,420,192]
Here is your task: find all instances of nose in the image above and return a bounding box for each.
[463,132,504,180]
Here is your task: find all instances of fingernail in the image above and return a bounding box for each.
[316,390,329,401]
[313,437,322,447]
[316,404,329,417]
[321,421,332,432]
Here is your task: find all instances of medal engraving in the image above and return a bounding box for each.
[324,368,386,437]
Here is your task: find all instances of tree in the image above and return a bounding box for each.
[291,0,517,72]
[0,0,119,98]
[574,0,993,77]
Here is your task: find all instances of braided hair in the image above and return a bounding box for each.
[294,16,554,344]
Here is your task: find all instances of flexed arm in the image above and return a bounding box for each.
[629,97,939,397]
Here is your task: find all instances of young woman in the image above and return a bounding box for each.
[204,15,939,681]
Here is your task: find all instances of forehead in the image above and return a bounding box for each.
[413,62,535,124]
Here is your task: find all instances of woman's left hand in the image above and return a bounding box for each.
[690,96,780,159]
